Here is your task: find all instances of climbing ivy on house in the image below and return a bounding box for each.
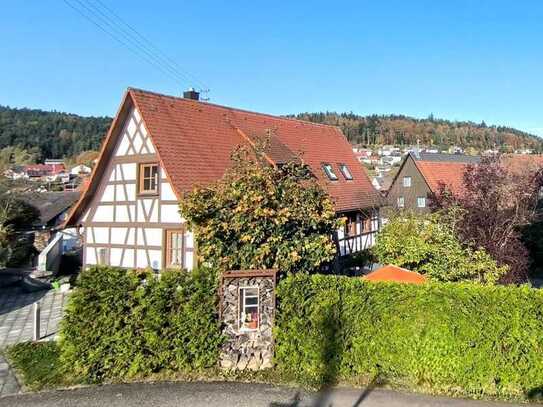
[179,144,340,273]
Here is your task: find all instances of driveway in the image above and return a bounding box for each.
[0,284,71,397]
[0,381,529,407]
[0,285,70,348]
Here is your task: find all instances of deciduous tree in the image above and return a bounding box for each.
[432,155,543,283]
[180,144,340,274]
[372,211,508,284]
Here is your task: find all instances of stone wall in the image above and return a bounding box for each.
[219,271,276,371]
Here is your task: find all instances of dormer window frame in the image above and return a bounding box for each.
[322,163,339,181]
[338,163,354,180]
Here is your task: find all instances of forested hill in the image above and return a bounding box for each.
[291,112,543,151]
[1,105,541,160]
[0,105,112,159]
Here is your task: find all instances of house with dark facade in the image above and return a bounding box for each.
[64,88,382,270]
[386,152,480,212]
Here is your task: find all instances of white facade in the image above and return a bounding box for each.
[82,108,194,270]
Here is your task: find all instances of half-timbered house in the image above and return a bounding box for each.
[64,88,382,270]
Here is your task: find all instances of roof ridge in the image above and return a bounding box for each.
[127,87,343,131]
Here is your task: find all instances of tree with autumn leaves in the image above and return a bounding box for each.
[179,144,340,274]
[432,155,543,283]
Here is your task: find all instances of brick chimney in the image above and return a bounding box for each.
[183,88,200,101]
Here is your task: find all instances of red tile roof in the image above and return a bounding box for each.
[363,265,426,284]
[414,161,472,195]
[503,154,543,175]
[24,163,65,176]
[65,88,380,226]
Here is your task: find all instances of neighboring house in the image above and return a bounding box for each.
[70,164,92,176]
[503,154,543,175]
[4,165,26,180]
[386,152,480,212]
[20,163,66,180]
[64,88,382,270]
[19,191,81,252]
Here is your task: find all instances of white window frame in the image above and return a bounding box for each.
[339,164,353,180]
[238,286,260,332]
[417,197,426,208]
[403,176,412,187]
[397,196,405,208]
[97,247,109,265]
[322,164,339,181]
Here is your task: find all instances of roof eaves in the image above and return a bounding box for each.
[63,89,134,228]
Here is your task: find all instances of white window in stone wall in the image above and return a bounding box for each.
[417,197,426,208]
[403,176,412,187]
[239,287,259,332]
[397,196,405,208]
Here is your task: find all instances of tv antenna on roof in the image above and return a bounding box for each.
[199,89,210,102]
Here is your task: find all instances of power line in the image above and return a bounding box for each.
[63,0,184,84]
[80,0,201,88]
[63,0,209,92]
[91,0,208,91]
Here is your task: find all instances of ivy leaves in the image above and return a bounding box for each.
[179,144,339,274]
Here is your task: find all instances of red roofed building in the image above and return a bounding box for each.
[64,88,382,270]
[24,163,65,178]
[363,264,426,284]
[386,152,480,212]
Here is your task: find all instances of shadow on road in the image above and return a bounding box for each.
[269,382,377,407]
[0,269,48,317]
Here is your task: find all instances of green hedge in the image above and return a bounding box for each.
[59,266,223,382]
[275,274,543,399]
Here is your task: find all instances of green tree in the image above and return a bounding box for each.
[180,144,340,274]
[0,146,38,173]
[372,211,507,284]
[0,192,40,267]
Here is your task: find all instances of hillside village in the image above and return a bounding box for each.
[0,91,541,282]
[0,88,540,405]
[3,2,543,405]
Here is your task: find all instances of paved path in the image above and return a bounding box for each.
[0,381,529,407]
[0,287,70,348]
[0,355,20,397]
[0,286,70,397]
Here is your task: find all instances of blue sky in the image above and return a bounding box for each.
[1,1,542,135]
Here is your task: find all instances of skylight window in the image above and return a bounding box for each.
[322,164,338,181]
[339,164,353,180]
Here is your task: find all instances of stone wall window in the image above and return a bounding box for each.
[239,287,259,331]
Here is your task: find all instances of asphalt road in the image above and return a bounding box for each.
[0,381,527,407]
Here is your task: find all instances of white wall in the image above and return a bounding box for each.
[84,107,193,270]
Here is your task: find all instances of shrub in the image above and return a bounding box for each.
[373,211,507,284]
[59,266,223,382]
[275,274,543,399]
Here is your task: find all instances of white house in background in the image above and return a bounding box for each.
[70,164,92,176]
[64,88,382,270]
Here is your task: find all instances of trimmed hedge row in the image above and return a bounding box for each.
[274,274,543,399]
[59,266,223,382]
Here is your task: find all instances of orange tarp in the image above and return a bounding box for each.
[363,265,426,284]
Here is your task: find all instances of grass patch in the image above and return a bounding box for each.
[6,342,68,391]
